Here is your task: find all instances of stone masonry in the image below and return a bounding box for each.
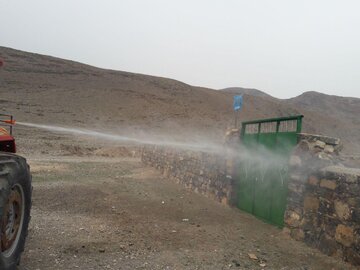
[285,133,360,265]
[141,146,232,205]
[142,133,360,266]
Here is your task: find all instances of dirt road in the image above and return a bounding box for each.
[18,156,355,270]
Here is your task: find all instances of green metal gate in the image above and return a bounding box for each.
[236,115,303,227]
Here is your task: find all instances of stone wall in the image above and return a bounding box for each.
[141,146,232,204]
[285,133,360,265]
[141,133,360,266]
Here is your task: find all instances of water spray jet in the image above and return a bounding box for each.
[16,121,225,154]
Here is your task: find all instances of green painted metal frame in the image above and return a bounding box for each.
[240,115,303,138]
[237,115,303,227]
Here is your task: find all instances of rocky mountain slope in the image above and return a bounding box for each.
[222,87,360,153]
[0,46,359,153]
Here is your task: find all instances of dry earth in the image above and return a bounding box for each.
[20,157,356,270]
[1,46,360,153]
[0,46,359,269]
[12,128,356,270]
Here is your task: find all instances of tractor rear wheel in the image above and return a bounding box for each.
[0,153,31,270]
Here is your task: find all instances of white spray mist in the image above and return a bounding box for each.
[16,122,224,154]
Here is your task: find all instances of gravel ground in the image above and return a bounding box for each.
[17,156,356,270]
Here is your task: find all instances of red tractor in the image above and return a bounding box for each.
[0,114,31,270]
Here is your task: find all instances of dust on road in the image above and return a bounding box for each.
[19,157,355,270]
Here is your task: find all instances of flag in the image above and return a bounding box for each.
[233,95,243,111]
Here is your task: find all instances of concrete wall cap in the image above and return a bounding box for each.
[298,133,341,146]
[322,166,360,178]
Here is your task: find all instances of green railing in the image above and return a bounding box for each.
[241,115,303,137]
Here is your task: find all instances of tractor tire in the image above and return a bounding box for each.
[0,153,32,270]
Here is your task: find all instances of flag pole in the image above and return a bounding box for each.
[233,95,243,129]
[234,110,238,128]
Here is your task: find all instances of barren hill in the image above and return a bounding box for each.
[221,89,360,153]
[222,87,275,100]
[0,46,359,153]
[285,92,360,151]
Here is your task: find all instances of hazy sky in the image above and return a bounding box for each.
[1,0,359,98]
